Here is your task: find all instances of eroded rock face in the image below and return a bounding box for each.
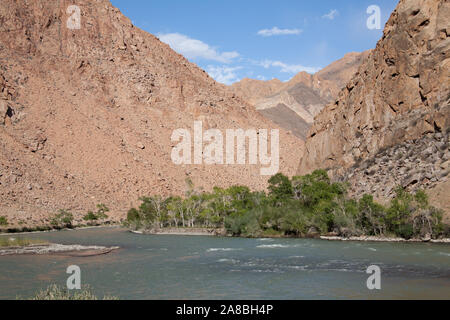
[0,0,304,226]
[299,0,450,175]
[340,131,449,202]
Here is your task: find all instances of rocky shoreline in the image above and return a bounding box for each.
[130,228,450,244]
[320,236,450,244]
[0,244,120,256]
[0,224,122,236]
[131,228,226,237]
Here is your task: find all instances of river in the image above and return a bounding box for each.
[0,227,449,299]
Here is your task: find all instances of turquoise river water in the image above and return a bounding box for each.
[0,227,449,299]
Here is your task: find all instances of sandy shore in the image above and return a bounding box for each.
[0,244,120,256]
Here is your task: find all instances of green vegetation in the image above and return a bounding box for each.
[0,237,48,247]
[0,216,8,227]
[83,204,110,222]
[126,171,448,239]
[25,284,118,300]
[1,204,114,234]
[50,209,74,229]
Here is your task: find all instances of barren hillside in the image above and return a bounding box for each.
[0,0,304,227]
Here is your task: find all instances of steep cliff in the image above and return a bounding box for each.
[299,0,449,173]
[298,0,449,215]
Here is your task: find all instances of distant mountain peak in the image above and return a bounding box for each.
[230,51,371,139]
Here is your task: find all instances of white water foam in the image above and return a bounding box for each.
[207,248,242,252]
[217,259,239,264]
[257,244,292,249]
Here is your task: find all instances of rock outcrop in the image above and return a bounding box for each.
[231,52,370,139]
[0,0,304,226]
[341,131,449,205]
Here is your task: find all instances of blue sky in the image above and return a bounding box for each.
[110,0,399,84]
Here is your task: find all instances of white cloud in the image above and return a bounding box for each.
[259,60,321,74]
[257,27,302,37]
[158,33,239,63]
[207,66,242,85]
[256,75,267,81]
[322,9,339,20]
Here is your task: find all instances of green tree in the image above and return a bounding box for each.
[268,173,293,202]
[357,195,387,235]
[386,187,414,237]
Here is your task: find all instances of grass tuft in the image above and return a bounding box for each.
[0,237,49,248]
[24,284,118,300]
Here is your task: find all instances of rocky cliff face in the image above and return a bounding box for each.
[298,0,449,215]
[341,131,449,217]
[299,0,449,173]
[231,52,370,139]
[0,0,303,226]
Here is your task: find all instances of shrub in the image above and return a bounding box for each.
[0,216,8,226]
[83,211,98,221]
[83,204,109,222]
[397,224,414,240]
[95,204,110,220]
[280,209,310,236]
[50,210,74,229]
[127,208,140,222]
[386,188,444,238]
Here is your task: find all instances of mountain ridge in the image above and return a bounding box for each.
[230,51,371,139]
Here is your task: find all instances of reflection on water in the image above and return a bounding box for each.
[0,227,449,300]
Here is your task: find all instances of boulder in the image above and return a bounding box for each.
[0,100,7,125]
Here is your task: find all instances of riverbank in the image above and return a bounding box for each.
[320,235,450,244]
[0,224,122,236]
[0,243,120,256]
[130,227,450,244]
[131,227,227,237]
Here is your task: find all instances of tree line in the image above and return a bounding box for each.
[126,170,448,239]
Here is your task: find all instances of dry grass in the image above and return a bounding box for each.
[25,284,119,300]
[0,237,49,248]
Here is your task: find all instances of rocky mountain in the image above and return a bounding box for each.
[298,0,449,217]
[231,51,370,139]
[230,78,284,106]
[0,0,304,227]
